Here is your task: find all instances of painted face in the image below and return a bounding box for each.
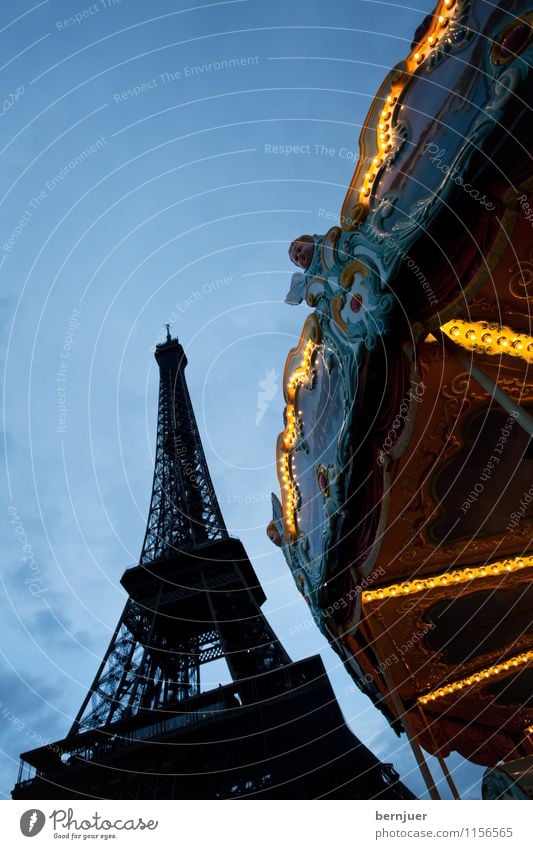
[266,522,282,547]
[289,239,315,270]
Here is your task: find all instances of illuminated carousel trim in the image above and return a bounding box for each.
[362,556,533,604]
[441,320,533,364]
[341,0,471,225]
[276,315,322,540]
[418,650,533,705]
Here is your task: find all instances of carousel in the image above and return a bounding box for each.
[267,0,533,799]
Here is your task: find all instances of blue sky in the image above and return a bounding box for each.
[1,0,484,798]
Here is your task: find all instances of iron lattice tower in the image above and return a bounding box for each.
[13,332,415,800]
[69,330,290,736]
[140,327,227,561]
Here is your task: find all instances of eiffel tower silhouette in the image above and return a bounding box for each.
[13,330,414,799]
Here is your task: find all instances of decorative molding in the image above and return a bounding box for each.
[509,247,533,301]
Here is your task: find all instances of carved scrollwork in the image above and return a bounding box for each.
[509,248,533,301]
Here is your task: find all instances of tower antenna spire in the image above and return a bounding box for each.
[165,323,171,343]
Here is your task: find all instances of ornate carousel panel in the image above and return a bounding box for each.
[269,0,533,771]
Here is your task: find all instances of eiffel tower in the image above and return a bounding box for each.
[13,329,414,800]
